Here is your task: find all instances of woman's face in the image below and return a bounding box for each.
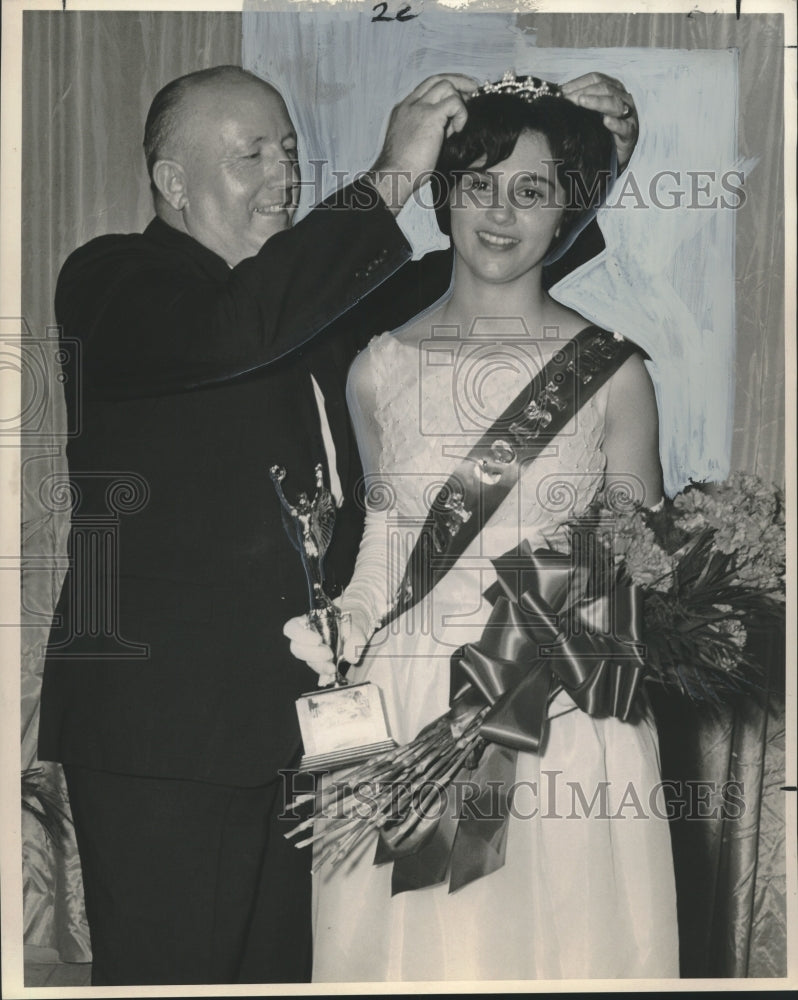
[448,130,565,286]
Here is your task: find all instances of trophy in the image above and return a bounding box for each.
[270,463,395,771]
[270,463,346,686]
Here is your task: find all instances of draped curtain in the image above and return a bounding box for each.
[21,6,785,979]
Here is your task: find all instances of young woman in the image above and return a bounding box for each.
[289,76,679,982]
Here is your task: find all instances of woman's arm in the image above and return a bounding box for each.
[337,346,403,658]
[284,340,398,674]
[603,352,664,508]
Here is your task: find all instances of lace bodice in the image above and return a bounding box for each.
[342,329,612,635]
[364,330,608,522]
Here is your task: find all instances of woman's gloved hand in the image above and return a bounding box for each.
[283,607,371,687]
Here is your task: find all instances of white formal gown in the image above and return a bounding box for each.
[311,330,680,983]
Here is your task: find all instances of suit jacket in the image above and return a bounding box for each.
[38,180,453,785]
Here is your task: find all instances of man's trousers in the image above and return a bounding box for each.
[63,765,312,985]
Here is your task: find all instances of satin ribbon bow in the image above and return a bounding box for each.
[382,539,648,895]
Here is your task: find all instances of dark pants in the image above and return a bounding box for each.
[63,765,311,986]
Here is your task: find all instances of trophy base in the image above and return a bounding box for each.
[295,681,396,773]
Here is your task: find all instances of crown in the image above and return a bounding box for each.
[471,70,562,102]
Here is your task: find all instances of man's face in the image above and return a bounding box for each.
[177,78,299,266]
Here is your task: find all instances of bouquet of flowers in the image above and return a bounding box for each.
[585,472,785,703]
[286,473,786,883]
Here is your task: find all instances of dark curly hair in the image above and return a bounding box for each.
[433,87,614,258]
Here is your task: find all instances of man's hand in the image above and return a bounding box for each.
[561,72,639,169]
[370,73,478,213]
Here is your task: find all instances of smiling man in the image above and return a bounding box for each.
[148,71,301,263]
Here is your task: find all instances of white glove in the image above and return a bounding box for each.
[338,508,401,645]
[283,501,403,685]
[283,609,370,687]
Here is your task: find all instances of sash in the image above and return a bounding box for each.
[375,326,648,894]
[385,325,637,625]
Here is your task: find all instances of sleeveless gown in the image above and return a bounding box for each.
[311,331,680,982]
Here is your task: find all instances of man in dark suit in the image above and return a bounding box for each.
[38,64,639,986]
[37,64,472,986]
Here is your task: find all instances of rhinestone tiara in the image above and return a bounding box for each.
[472,70,562,102]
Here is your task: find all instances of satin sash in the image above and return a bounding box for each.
[386,326,638,625]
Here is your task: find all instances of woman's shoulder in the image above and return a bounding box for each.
[351,306,447,373]
[349,330,398,377]
[609,348,654,395]
[347,328,405,400]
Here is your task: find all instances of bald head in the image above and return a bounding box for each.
[143,65,299,265]
[143,66,276,190]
